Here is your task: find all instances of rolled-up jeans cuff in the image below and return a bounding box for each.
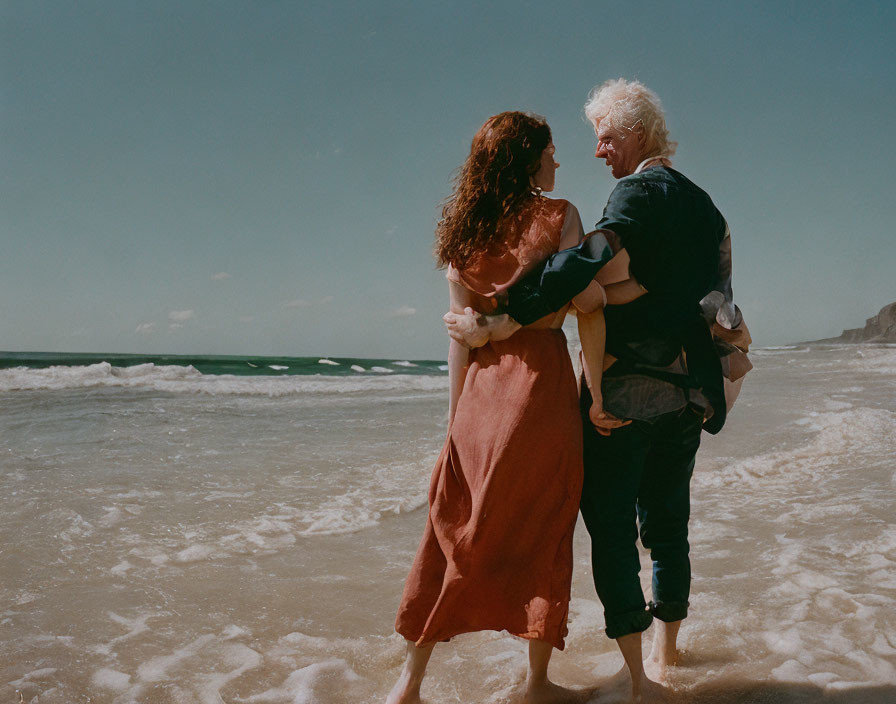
[605,606,653,640]
[649,599,689,623]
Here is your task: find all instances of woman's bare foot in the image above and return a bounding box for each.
[525,678,587,704]
[386,641,433,704]
[385,669,423,704]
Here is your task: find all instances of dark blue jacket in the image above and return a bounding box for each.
[505,166,728,433]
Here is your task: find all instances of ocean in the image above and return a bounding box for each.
[1,341,895,703]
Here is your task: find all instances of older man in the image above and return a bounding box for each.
[446,79,749,702]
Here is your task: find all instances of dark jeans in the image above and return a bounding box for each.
[579,385,703,640]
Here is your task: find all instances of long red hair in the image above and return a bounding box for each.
[436,112,552,268]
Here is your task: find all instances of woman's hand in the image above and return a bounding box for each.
[590,401,631,437]
[588,391,604,427]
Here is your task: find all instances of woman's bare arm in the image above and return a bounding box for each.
[577,307,607,431]
[571,280,606,314]
[447,279,472,424]
[604,277,648,305]
[447,338,468,425]
[558,205,610,316]
[564,206,610,432]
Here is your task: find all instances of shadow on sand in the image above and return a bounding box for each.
[668,680,896,704]
[576,675,896,704]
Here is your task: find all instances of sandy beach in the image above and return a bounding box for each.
[2,343,895,703]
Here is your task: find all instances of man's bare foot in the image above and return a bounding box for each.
[644,620,682,685]
[643,652,681,685]
[601,665,633,691]
[385,670,423,704]
[643,655,665,685]
[525,678,587,704]
[631,672,666,703]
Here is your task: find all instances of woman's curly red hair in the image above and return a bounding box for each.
[436,112,552,269]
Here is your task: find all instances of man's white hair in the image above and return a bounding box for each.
[584,78,676,158]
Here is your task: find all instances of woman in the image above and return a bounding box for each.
[388,112,607,704]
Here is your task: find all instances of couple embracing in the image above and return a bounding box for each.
[387,79,750,704]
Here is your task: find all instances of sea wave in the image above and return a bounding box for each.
[696,406,896,490]
[847,346,896,375]
[0,362,449,395]
[752,345,809,355]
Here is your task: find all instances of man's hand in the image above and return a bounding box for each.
[443,307,490,349]
[443,308,522,348]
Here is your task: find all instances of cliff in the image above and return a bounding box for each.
[810,301,896,343]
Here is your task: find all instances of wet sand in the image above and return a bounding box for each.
[2,345,895,702]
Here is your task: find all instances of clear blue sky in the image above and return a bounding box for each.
[3,1,894,358]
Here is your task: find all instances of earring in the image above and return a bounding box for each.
[529,177,542,196]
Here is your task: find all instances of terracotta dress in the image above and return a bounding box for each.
[395,197,584,650]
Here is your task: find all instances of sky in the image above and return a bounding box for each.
[2,0,894,359]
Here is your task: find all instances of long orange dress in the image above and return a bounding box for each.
[395,197,584,650]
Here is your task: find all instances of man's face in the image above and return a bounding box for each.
[595,118,643,179]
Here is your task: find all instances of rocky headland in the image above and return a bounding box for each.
[808,301,896,343]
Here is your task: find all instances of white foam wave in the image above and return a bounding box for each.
[0,361,200,391]
[698,407,896,489]
[0,362,448,395]
[317,358,339,365]
[244,659,364,704]
[10,668,58,688]
[847,346,896,374]
[297,487,429,537]
[392,360,417,367]
[219,458,434,541]
[752,346,809,355]
[91,667,131,692]
[102,626,259,703]
[268,365,288,371]
[104,456,437,573]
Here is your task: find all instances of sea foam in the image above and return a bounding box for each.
[696,406,896,490]
[0,362,448,395]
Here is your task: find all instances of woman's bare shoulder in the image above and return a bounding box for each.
[537,195,572,214]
